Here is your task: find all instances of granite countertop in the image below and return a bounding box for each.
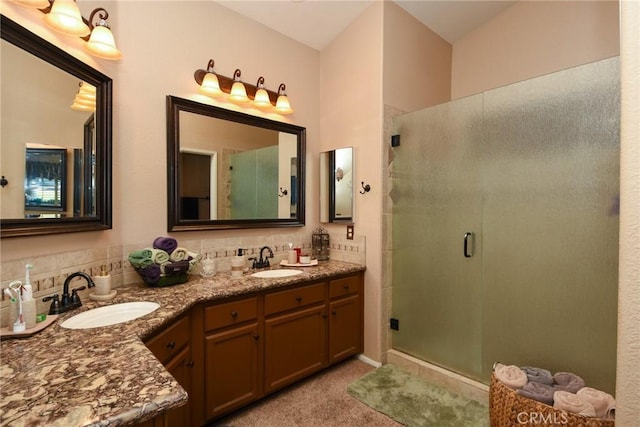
[0,260,365,427]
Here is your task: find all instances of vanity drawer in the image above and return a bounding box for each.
[329,275,360,299]
[265,282,325,316]
[205,296,258,332]
[146,314,190,365]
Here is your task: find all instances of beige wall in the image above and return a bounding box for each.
[319,1,384,361]
[452,0,620,99]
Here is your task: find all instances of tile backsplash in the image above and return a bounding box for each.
[1,231,365,327]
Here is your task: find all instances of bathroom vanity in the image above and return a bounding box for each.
[0,260,365,426]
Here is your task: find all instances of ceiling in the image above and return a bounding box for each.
[215,1,517,51]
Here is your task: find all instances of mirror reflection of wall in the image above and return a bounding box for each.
[320,147,354,223]
[1,38,93,220]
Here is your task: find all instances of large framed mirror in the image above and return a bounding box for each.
[0,16,112,238]
[320,147,354,223]
[167,96,306,231]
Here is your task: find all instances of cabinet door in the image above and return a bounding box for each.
[264,304,327,394]
[329,295,360,364]
[205,323,260,419]
[152,346,192,427]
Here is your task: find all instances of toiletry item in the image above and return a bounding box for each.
[287,243,297,264]
[200,255,217,278]
[94,265,112,296]
[8,281,25,332]
[231,249,245,278]
[23,264,33,300]
[22,298,36,329]
[299,255,312,264]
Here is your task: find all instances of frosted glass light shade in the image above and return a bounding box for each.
[200,73,223,97]
[275,94,293,115]
[44,0,91,37]
[253,88,272,109]
[86,25,122,60]
[229,81,249,104]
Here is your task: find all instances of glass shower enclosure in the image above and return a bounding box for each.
[391,57,620,393]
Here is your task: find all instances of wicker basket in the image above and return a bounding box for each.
[489,374,614,427]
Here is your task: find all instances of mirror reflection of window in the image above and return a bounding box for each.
[334,147,353,219]
[24,147,67,213]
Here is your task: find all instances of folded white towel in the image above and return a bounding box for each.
[494,363,528,389]
[576,387,616,419]
[553,390,596,417]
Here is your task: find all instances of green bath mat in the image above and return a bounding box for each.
[347,364,489,427]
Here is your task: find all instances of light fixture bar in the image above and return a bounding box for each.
[194,64,281,106]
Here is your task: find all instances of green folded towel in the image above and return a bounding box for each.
[128,250,153,268]
[145,247,170,264]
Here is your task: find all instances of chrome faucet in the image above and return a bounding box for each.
[43,272,95,315]
[251,246,274,269]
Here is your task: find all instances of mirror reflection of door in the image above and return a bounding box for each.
[180,150,217,220]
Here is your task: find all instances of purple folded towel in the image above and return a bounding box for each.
[153,236,178,255]
[139,264,161,284]
[521,366,554,386]
[553,372,586,393]
[518,382,555,406]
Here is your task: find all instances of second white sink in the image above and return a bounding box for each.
[250,269,303,278]
[60,301,160,329]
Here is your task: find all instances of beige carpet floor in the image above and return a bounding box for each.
[210,358,402,427]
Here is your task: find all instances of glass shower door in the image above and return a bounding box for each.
[391,94,485,380]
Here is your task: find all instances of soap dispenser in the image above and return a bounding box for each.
[231,249,245,278]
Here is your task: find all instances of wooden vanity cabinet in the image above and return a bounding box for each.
[328,274,363,363]
[202,296,262,420]
[143,313,194,427]
[263,281,328,394]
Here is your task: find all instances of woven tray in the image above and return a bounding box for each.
[489,374,614,427]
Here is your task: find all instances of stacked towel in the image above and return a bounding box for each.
[553,372,585,393]
[494,363,528,389]
[576,387,616,419]
[517,382,555,406]
[170,247,189,262]
[128,250,153,268]
[144,248,170,264]
[553,390,596,417]
[520,366,554,386]
[153,236,178,254]
[138,264,161,284]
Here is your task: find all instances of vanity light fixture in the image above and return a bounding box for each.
[193,59,294,115]
[275,84,294,115]
[70,81,96,111]
[229,69,250,104]
[253,77,272,109]
[10,0,122,60]
[44,0,90,37]
[199,60,223,98]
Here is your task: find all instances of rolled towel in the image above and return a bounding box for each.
[576,387,616,419]
[517,382,555,406]
[138,264,161,284]
[187,251,202,263]
[170,247,189,262]
[494,363,528,389]
[161,260,190,275]
[145,248,170,264]
[153,236,178,254]
[128,250,153,268]
[520,366,554,386]
[553,390,596,417]
[553,372,586,393]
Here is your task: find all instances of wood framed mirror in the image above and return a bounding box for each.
[166,96,306,231]
[0,15,112,238]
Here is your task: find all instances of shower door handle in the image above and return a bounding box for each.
[464,232,474,258]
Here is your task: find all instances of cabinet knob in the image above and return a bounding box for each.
[343,284,350,291]
[321,313,327,319]
[186,361,194,368]
[331,310,337,316]
[166,341,176,349]
[253,334,260,341]
[231,311,238,318]
[296,296,302,302]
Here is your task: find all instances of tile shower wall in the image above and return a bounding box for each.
[1,231,365,327]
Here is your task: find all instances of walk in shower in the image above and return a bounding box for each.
[390,57,620,393]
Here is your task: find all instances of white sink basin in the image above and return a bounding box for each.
[60,301,160,329]
[250,269,303,278]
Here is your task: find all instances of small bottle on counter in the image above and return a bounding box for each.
[231,249,245,278]
[93,265,112,296]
